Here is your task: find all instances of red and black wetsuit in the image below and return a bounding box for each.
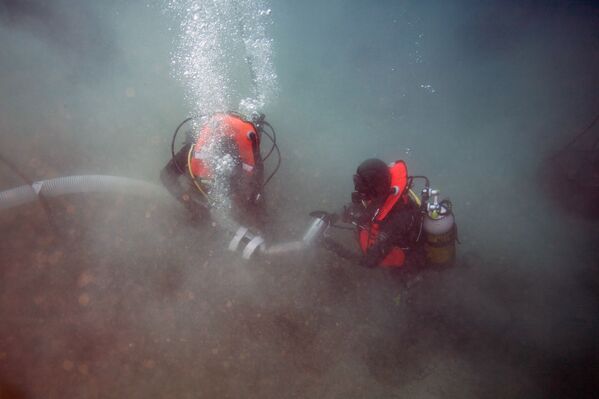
[160,113,264,222]
[325,161,420,268]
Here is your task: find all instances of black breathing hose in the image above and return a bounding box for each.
[260,120,277,161]
[259,121,281,188]
[171,117,194,174]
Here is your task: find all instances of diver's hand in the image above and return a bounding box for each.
[309,210,338,226]
[342,203,366,224]
[327,212,339,225]
[182,193,211,222]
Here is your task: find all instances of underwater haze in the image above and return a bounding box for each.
[1,0,598,398]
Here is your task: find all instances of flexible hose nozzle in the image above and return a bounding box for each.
[226,214,330,260]
[261,241,305,256]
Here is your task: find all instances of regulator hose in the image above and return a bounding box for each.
[171,117,194,174]
[260,121,281,188]
[0,175,167,210]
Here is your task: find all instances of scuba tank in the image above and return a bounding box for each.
[421,188,456,267]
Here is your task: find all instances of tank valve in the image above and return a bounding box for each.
[423,188,442,217]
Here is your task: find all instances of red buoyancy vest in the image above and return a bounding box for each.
[189,113,259,179]
[358,160,409,268]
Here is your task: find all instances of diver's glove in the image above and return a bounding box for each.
[249,191,265,208]
[342,203,368,224]
[326,212,339,225]
[308,211,338,226]
[182,193,211,222]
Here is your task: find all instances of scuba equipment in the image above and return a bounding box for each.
[354,160,411,268]
[251,113,281,188]
[187,112,261,204]
[420,187,456,267]
[170,111,281,205]
[407,175,457,267]
[353,158,391,200]
[324,170,458,268]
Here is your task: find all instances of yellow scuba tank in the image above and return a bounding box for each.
[422,190,456,267]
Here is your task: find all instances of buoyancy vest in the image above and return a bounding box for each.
[189,113,260,180]
[358,160,409,268]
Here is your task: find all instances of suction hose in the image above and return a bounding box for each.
[0,175,167,210]
[223,211,329,260]
[0,173,324,260]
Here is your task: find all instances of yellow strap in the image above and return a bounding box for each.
[408,189,421,207]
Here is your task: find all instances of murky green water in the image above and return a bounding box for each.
[1,1,598,398]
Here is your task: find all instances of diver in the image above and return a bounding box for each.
[322,158,425,269]
[230,157,457,265]
[161,111,279,228]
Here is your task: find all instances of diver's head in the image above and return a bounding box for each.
[353,158,390,202]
